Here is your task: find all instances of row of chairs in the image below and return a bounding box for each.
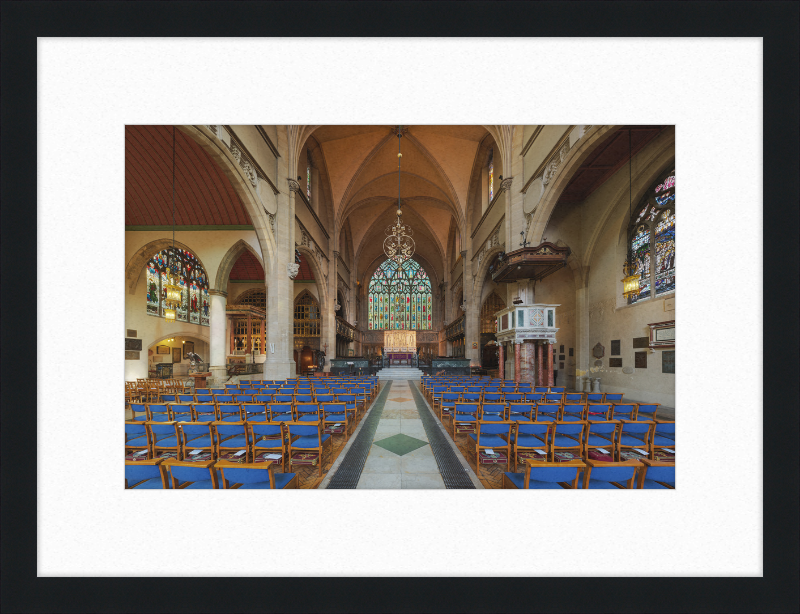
[502,459,675,489]
[155,390,372,407]
[127,379,191,403]
[125,457,298,489]
[462,419,674,473]
[432,391,633,414]
[438,401,660,423]
[129,402,364,432]
[126,419,334,477]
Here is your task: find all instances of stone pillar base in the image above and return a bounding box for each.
[592,378,601,393]
[208,365,227,388]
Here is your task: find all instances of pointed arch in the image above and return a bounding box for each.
[295,245,329,307]
[126,237,211,295]
[215,239,265,293]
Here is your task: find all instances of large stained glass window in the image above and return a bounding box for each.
[368,258,432,330]
[628,168,676,304]
[146,247,210,326]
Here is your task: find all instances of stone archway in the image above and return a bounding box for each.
[215,239,265,293]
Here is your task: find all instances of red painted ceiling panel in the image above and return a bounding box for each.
[125,125,252,226]
[295,252,314,281]
[558,127,665,204]
[230,250,265,281]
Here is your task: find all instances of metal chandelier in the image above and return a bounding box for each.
[383,126,415,265]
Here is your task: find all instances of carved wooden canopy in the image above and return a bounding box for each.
[490,242,571,283]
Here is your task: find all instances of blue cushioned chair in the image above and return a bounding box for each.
[176,422,214,460]
[439,393,461,421]
[480,403,506,422]
[322,402,350,442]
[450,386,465,394]
[129,403,148,422]
[195,388,210,395]
[513,421,550,471]
[536,403,560,421]
[586,393,604,402]
[169,403,193,422]
[650,420,675,457]
[504,393,524,403]
[234,394,254,404]
[482,393,504,404]
[582,459,641,488]
[559,403,586,422]
[242,403,269,422]
[617,420,654,461]
[191,403,218,422]
[286,421,330,478]
[610,403,637,421]
[637,459,675,489]
[315,393,336,404]
[146,403,171,422]
[550,387,565,393]
[268,403,294,422]
[294,394,315,405]
[125,421,150,457]
[549,421,586,461]
[210,389,226,395]
[483,387,499,393]
[565,393,584,402]
[217,403,243,422]
[583,420,619,458]
[462,392,482,404]
[164,459,219,489]
[501,386,517,394]
[161,394,176,403]
[534,387,550,393]
[216,460,297,489]
[225,384,239,391]
[507,403,535,422]
[452,403,479,439]
[605,393,624,403]
[147,421,180,459]
[295,403,321,422]
[194,394,214,404]
[213,421,251,462]
[214,394,234,405]
[467,386,483,394]
[470,421,512,478]
[177,394,195,403]
[336,394,359,423]
[273,394,294,404]
[517,384,532,394]
[585,403,612,422]
[545,393,564,404]
[526,393,545,403]
[635,403,660,421]
[125,458,168,488]
[503,460,585,489]
[251,422,286,471]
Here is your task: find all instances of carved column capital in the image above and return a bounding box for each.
[500,177,514,192]
[287,179,301,193]
[208,289,228,298]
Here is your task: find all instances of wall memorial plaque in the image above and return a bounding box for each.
[125,351,140,360]
[594,359,603,367]
[609,358,623,368]
[156,345,170,355]
[592,343,605,359]
[662,350,675,373]
[569,348,573,356]
[125,338,142,351]
[127,329,138,338]
[622,366,634,374]
[632,337,649,349]
[635,352,648,368]
[611,340,621,355]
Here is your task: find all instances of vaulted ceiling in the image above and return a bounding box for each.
[229,250,264,281]
[125,125,252,226]
[307,125,490,280]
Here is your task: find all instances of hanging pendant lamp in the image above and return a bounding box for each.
[164,126,183,322]
[383,126,415,265]
[621,128,641,300]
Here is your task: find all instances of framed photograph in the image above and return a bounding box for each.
[172,347,182,363]
[183,341,194,359]
[156,345,170,355]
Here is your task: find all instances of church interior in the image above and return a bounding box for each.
[125,124,676,490]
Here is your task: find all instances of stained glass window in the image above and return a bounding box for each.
[488,149,494,202]
[146,247,210,326]
[307,164,311,202]
[368,258,432,330]
[628,168,675,304]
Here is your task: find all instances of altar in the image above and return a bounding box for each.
[384,330,417,365]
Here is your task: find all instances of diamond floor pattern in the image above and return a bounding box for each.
[373,433,429,456]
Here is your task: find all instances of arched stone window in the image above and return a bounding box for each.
[628,168,676,304]
[368,258,432,330]
[145,246,209,326]
[480,292,506,333]
[294,290,320,337]
[488,148,494,202]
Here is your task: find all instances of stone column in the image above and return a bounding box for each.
[208,290,227,386]
[498,343,505,379]
[260,316,265,355]
[536,342,544,386]
[519,341,535,384]
[462,249,480,367]
[574,271,590,393]
[514,342,521,384]
[547,342,555,386]
[324,250,338,370]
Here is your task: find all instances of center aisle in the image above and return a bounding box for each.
[323,379,481,489]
